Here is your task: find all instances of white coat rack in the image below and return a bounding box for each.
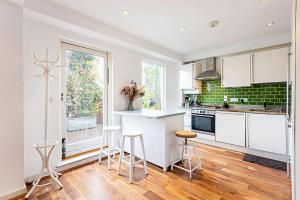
[25,48,63,199]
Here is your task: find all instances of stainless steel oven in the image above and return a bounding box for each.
[191,109,215,136]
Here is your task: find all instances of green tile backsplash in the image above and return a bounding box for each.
[198,80,286,106]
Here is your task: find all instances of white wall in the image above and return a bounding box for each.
[0,1,25,199]
[23,17,181,179]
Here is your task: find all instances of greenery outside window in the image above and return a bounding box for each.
[142,60,164,110]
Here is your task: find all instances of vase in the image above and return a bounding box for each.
[128,100,134,110]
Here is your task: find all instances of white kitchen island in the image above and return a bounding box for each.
[114,110,185,171]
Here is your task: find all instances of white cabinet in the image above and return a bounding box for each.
[216,112,246,146]
[247,113,286,155]
[179,64,193,89]
[184,109,192,130]
[178,109,192,130]
[221,54,251,87]
[252,47,289,83]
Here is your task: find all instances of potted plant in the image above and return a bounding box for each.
[120,80,145,110]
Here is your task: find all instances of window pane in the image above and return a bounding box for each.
[142,61,163,110]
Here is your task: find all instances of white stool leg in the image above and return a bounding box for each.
[98,130,105,163]
[188,159,192,179]
[140,135,148,175]
[117,136,125,175]
[107,132,111,170]
[129,137,134,183]
[112,131,116,159]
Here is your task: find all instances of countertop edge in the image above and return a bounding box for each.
[113,110,186,119]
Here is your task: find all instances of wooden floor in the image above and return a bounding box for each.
[20,143,291,200]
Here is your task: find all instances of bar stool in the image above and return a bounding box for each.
[171,130,201,179]
[117,131,148,183]
[98,126,121,169]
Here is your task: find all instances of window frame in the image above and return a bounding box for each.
[142,60,166,111]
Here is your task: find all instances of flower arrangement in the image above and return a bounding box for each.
[120,80,145,110]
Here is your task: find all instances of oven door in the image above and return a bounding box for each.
[192,114,215,135]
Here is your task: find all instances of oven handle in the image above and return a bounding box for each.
[192,114,215,118]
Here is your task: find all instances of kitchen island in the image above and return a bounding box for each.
[114,110,185,171]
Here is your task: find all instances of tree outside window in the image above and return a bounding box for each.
[66,50,103,118]
[142,61,164,110]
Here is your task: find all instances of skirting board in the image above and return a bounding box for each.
[25,151,102,183]
[0,185,27,200]
[190,137,287,162]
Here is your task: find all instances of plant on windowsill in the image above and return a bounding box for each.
[120,80,145,110]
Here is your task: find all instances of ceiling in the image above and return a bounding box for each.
[48,0,292,56]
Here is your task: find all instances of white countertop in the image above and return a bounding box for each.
[114,109,186,119]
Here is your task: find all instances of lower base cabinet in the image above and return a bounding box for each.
[216,112,246,146]
[247,113,286,155]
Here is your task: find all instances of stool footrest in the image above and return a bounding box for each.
[120,155,145,165]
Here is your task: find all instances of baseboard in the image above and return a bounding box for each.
[0,185,27,200]
[25,151,103,183]
[190,137,287,162]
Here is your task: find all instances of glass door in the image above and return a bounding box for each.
[61,42,108,159]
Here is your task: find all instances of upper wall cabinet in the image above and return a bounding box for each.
[179,63,202,90]
[221,54,251,87]
[179,64,193,89]
[251,47,289,84]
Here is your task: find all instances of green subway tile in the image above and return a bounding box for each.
[198,81,286,105]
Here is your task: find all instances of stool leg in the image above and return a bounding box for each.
[129,137,134,183]
[98,131,105,163]
[112,131,116,159]
[181,141,185,163]
[188,159,192,179]
[140,135,148,175]
[117,136,125,175]
[108,132,111,170]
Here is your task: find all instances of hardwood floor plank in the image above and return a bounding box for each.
[18,143,291,200]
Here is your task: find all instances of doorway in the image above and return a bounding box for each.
[61,42,108,158]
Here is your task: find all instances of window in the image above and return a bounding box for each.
[142,60,164,110]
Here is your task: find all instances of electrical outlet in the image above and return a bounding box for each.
[224,96,228,102]
[230,98,239,102]
[240,98,248,102]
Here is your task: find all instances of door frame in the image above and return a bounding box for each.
[60,41,109,157]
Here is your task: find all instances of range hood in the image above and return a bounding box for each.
[194,57,220,80]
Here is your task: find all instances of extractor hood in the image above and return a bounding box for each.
[194,57,220,80]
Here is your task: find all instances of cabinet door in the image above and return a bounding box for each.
[179,64,193,89]
[221,54,251,87]
[247,113,286,155]
[192,63,202,90]
[216,112,246,146]
[252,47,289,83]
[184,114,191,127]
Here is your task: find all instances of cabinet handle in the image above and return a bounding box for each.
[221,59,224,87]
[251,54,254,83]
[246,115,250,147]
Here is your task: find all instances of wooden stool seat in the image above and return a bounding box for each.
[175,130,197,138]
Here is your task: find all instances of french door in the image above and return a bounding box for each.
[61,42,108,158]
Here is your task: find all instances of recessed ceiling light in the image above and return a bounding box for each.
[122,10,129,15]
[267,21,275,26]
[200,41,205,45]
[179,27,184,31]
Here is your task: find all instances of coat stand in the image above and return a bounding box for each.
[25,48,63,199]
